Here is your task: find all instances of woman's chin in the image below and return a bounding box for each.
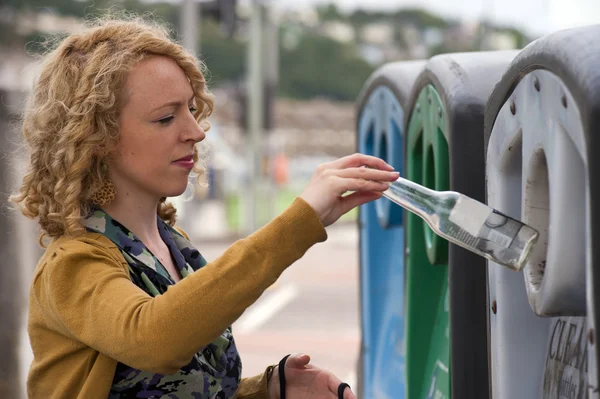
[161,184,188,199]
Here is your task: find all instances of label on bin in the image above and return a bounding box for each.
[543,317,588,399]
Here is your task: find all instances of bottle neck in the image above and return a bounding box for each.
[383,177,439,217]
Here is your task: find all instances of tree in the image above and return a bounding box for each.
[199,20,245,85]
[2,0,178,26]
[392,8,449,29]
[2,0,531,99]
[279,33,374,101]
[315,3,343,22]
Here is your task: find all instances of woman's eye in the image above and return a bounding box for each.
[189,106,198,114]
[157,116,174,125]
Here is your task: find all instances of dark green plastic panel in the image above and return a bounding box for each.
[405,84,451,399]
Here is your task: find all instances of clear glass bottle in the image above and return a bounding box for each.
[383,177,539,271]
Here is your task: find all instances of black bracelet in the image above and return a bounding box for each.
[278,354,291,399]
[337,382,350,399]
[277,354,350,399]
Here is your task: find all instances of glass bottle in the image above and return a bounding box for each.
[383,177,539,271]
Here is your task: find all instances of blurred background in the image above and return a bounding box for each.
[0,0,599,397]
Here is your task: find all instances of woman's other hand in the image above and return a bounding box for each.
[267,353,356,399]
[300,153,399,227]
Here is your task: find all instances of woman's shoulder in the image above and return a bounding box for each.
[172,225,190,240]
[40,232,125,268]
[29,233,130,299]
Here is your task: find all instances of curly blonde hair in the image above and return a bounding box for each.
[10,14,213,245]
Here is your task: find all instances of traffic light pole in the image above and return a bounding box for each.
[264,9,278,223]
[246,1,265,234]
[181,0,201,56]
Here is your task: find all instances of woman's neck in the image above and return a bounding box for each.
[100,187,162,246]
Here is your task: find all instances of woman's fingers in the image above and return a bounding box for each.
[339,191,383,214]
[323,371,357,399]
[285,353,311,369]
[328,153,394,171]
[343,385,357,399]
[300,154,395,227]
[331,167,399,182]
[324,371,344,394]
[337,177,392,193]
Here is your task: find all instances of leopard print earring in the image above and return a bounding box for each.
[91,163,117,206]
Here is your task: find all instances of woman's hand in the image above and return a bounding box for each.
[267,354,356,399]
[300,153,399,227]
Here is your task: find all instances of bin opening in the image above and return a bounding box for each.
[524,149,550,292]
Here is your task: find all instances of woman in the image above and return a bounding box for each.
[11,16,399,398]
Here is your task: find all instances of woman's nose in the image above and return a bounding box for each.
[183,115,206,143]
[192,124,206,143]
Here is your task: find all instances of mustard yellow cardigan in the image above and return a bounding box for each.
[27,198,327,398]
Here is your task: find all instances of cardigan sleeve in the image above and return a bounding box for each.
[235,367,274,399]
[38,198,326,376]
[176,214,277,398]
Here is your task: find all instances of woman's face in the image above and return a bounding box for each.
[109,55,205,201]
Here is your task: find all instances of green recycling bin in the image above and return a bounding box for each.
[403,51,518,399]
[405,84,450,399]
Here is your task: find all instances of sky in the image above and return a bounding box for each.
[272,0,600,37]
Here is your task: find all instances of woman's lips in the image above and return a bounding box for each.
[173,156,194,169]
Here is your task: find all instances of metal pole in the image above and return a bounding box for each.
[264,7,278,222]
[178,0,201,233]
[477,0,493,50]
[544,0,552,34]
[0,89,25,398]
[246,0,264,234]
[181,0,200,56]
[266,9,279,88]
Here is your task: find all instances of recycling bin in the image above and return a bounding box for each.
[484,24,600,399]
[404,51,518,399]
[356,60,426,399]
